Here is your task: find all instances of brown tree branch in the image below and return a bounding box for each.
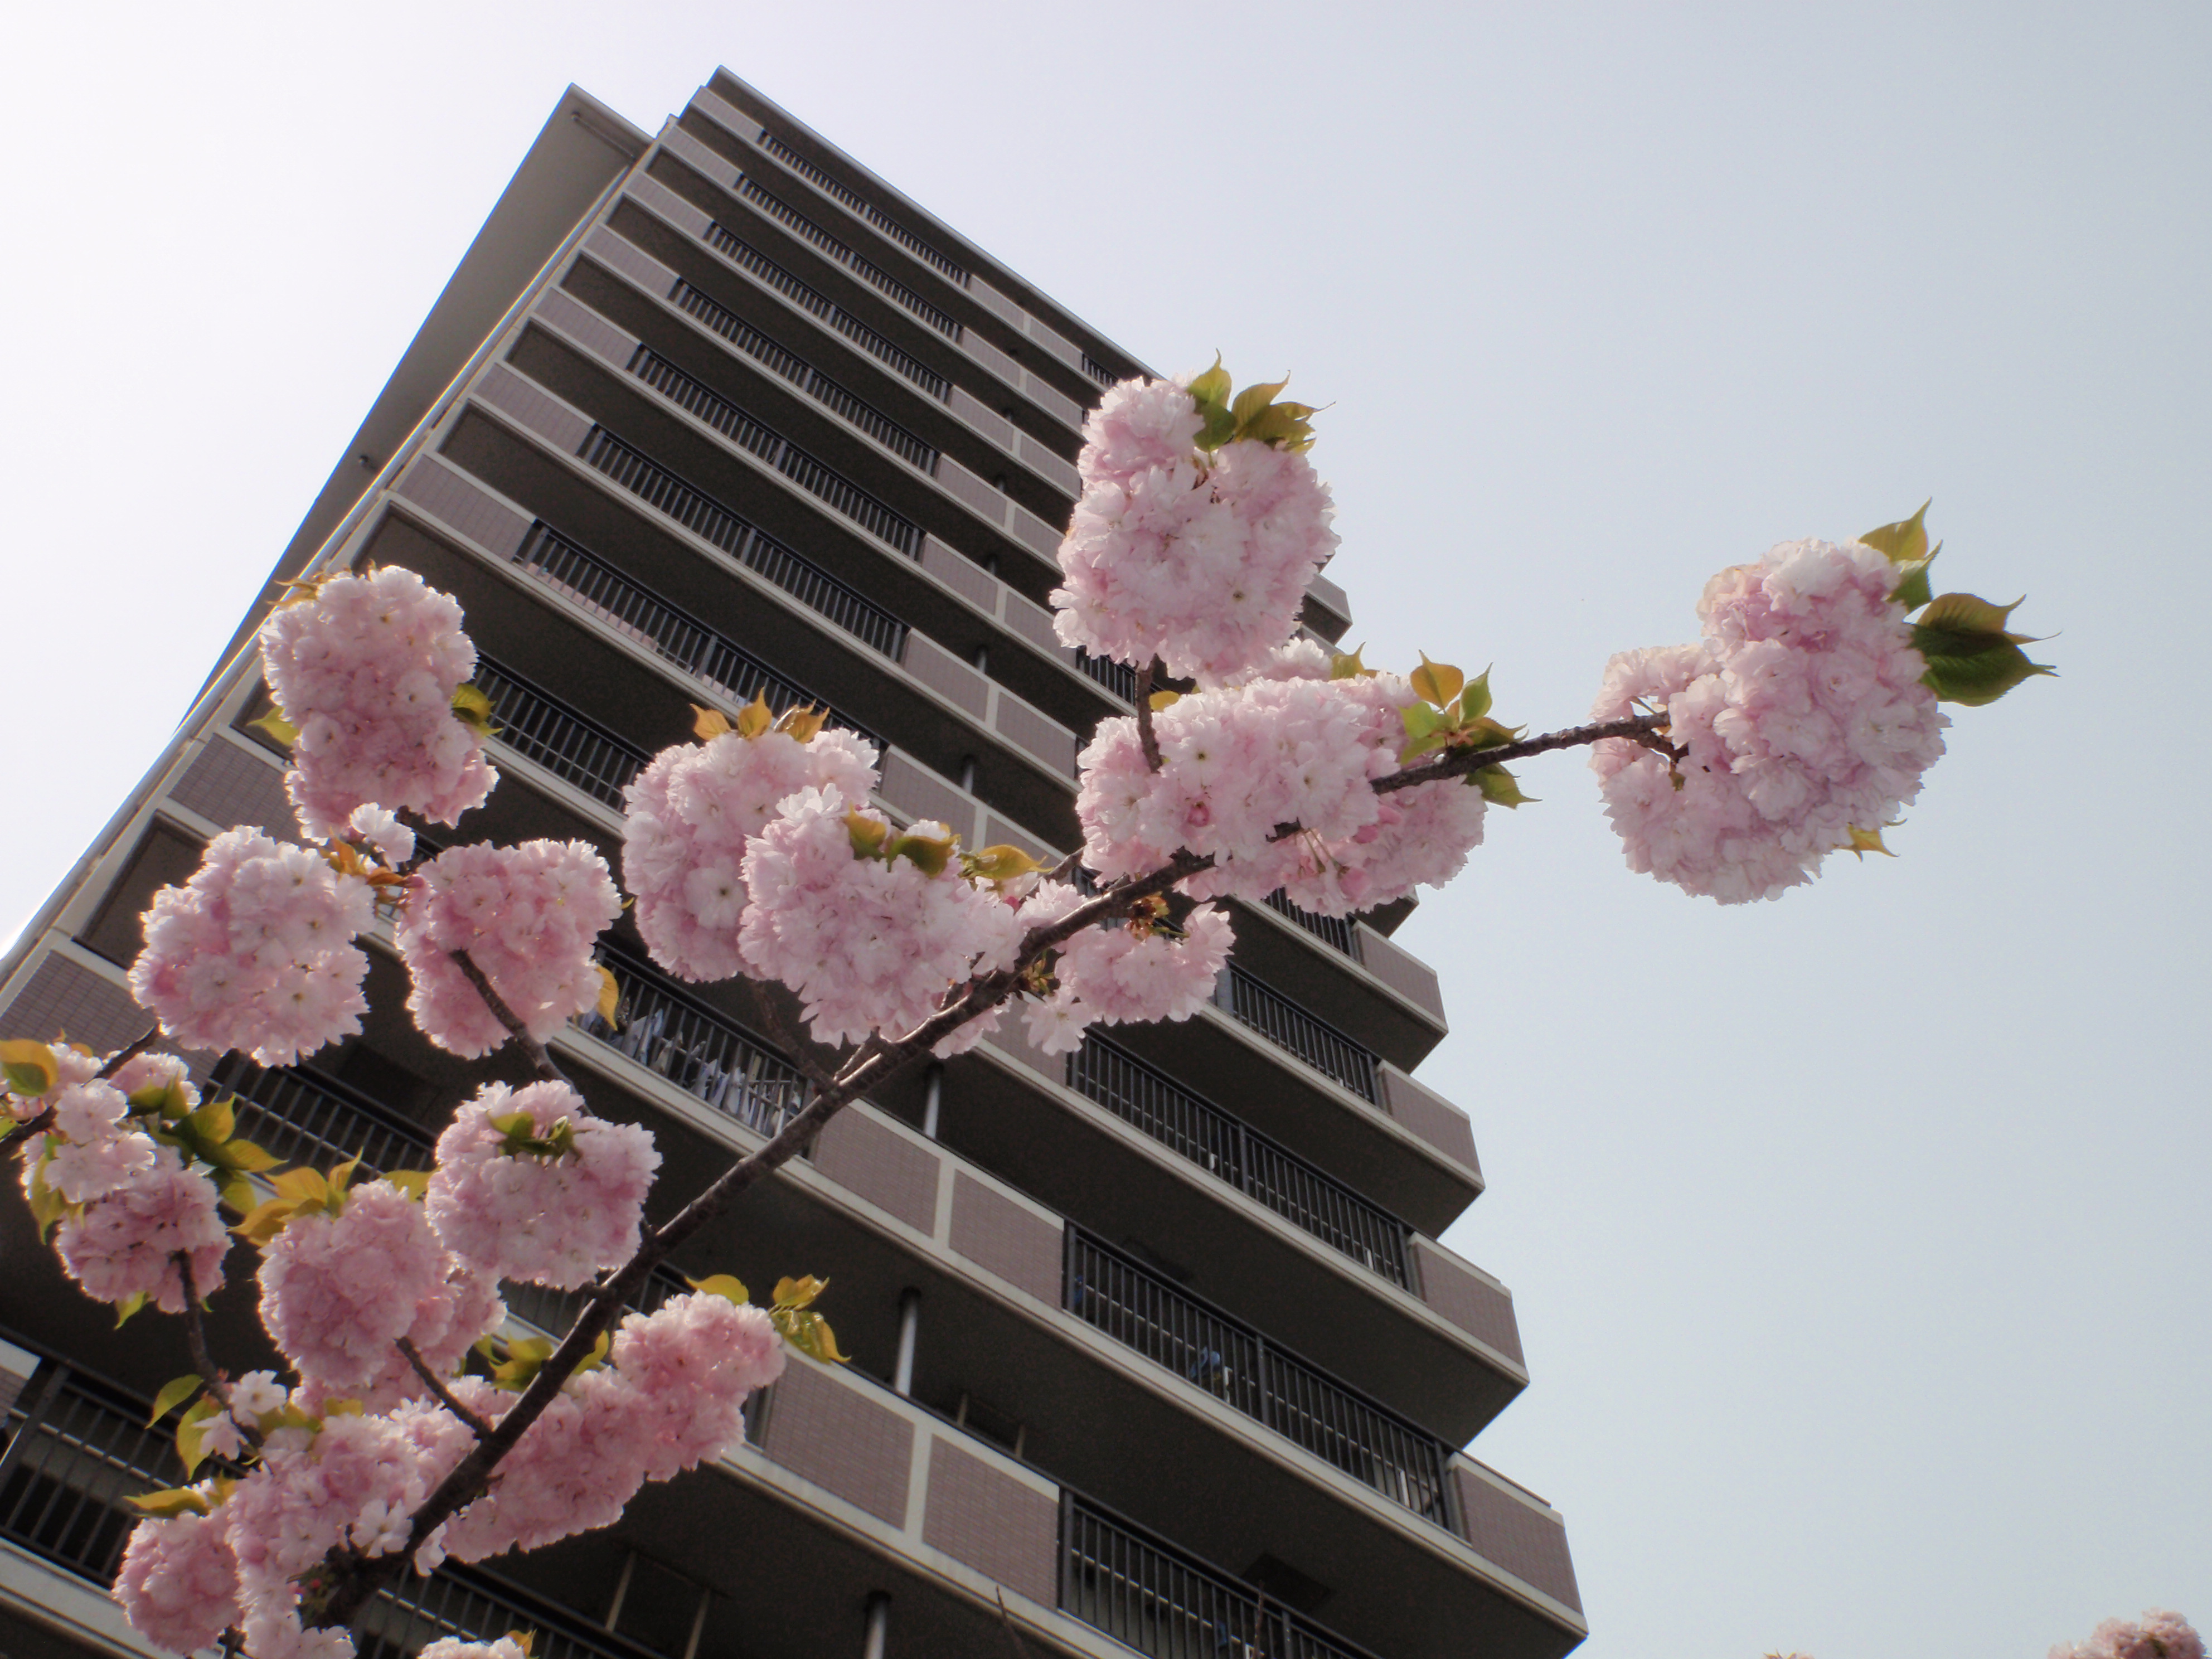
[95,1026,164,1081]
[450,949,570,1085]
[1134,659,1163,772]
[1371,713,1675,794]
[396,1338,493,1439]
[172,1253,246,1440]
[4,1027,170,1152]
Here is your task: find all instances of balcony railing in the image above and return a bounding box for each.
[756,131,972,288]
[476,653,651,809]
[512,522,879,746]
[1064,1230,1453,1529]
[628,349,925,554]
[734,175,964,339]
[1260,890,1358,958]
[698,220,950,400]
[1216,968,1380,1104]
[666,283,939,474]
[1074,648,1138,703]
[1060,1493,1385,1659]
[579,426,910,659]
[1065,1036,1411,1288]
[584,941,810,1143]
[0,1345,654,1659]
[211,1055,434,1176]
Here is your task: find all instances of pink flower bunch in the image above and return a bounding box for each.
[27,1047,156,1203]
[114,1507,240,1655]
[398,840,622,1058]
[426,1081,660,1290]
[52,1147,228,1314]
[438,1292,782,1560]
[1076,672,1400,898]
[314,1257,506,1415]
[259,565,495,840]
[2051,1611,2205,1659]
[1053,379,1338,682]
[256,1181,453,1394]
[622,723,879,982]
[128,826,375,1066]
[1591,539,1949,904]
[1015,882,1234,1055]
[738,788,1022,1047]
[420,1641,530,1659]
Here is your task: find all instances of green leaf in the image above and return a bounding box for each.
[1185,356,1231,410]
[773,1307,850,1364]
[126,1486,212,1519]
[1917,591,2030,639]
[450,683,496,733]
[382,1168,433,1201]
[1474,765,1536,808]
[207,1136,280,1175]
[846,811,890,859]
[219,1176,259,1217]
[1454,716,1520,752]
[1859,500,1933,566]
[1328,646,1375,681]
[232,1197,301,1245]
[595,966,620,1027]
[1912,591,2056,706]
[773,1274,828,1311]
[1147,688,1181,712]
[1229,376,1291,432]
[1888,546,1938,612]
[685,1273,751,1306]
[1399,703,1443,742]
[149,1374,205,1427]
[775,705,827,743]
[1845,824,1898,860]
[186,1097,235,1148]
[1409,655,1463,709]
[114,1291,149,1329]
[1458,667,1493,724]
[965,845,1045,884]
[248,706,300,747]
[0,1040,59,1098]
[887,831,955,878]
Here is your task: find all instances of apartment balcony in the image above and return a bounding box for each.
[1230,892,1449,1069]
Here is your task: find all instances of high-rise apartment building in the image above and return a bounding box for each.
[0,71,1585,1659]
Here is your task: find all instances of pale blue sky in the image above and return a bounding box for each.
[3,5,2205,1655]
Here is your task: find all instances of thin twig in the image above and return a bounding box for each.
[172,1253,240,1429]
[995,1589,1039,1658]
[1371,713,1674,794]
[4,1026,168,1152]
[396,1338,493,1439]
[450,949,570,1085]
[1133,659,1163,772]
[94,1026,164,1081]
[747,984,840,1095]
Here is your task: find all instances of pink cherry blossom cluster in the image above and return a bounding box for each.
[16,1049,231,1314]
[623,724,880,981]
[1013,881,1235,1055]
[128,826,376,1066]
[398,840,623,1058]
[256,1179,504,1404]
[2050,1611,2204,1659]
[260,564,496,841]
[1074,642,1488,916]
[738,788,1022,1047]
[1052,378,1338,682]
[426,1081,660,1290]
[419,1641,528,1659]
[1590,539,1949,904]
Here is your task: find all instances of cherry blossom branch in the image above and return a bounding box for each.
[449,949,570,1086]
[1134,661,1163,772]
[315,708,1668,1629]
[745,984,841,1097]
[395,1337,493,1439]
[1371,712,1675,794]
[1,1027,166,1152]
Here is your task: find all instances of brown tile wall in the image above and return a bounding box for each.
[991,694,1077,779]
[394,458,531,561]
[1413,1240,1525,1369]
[1352,926,1447,1024]
[662,124,743,192]
[1453,1464,1582,1614]
[918,535,1000,611]
[1379,1065,1481,1176]
[879,753,980,844]
[170,738,293,836]
[627,174,713,240]
[757,1361,913,1526]
[948,1172,1061,1306]
[584,226,680,299]
[476,365,592,454]
[1006,502,1061,561]
[947,386,1012,448]
[902,634,989,718]
[920,1437,1057,1604]
[811,1109,941,1234]
[998,589,1065,659]
[535,288,640,370]
[935,454,1006,522]
[3,953,148,1055]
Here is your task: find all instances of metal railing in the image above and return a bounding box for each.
[579,426,910,659]
[1079,354,1119,390]
[476,654,651,809]
[210,1056,435,1175]
[1061,1493,1386,1659]
[1074,649,1138,703]
[756,132,969,287]
[1260,890,1358,959]
[0,1347,651,1659]
[1065,1037,1410,1287]
[512,522,879,746]
[1064,1230,1453,1529]
[698,221,949,399]
[628,350,924,554]
[1216,969,1380,1104]
[583,942,810,1143]
[735,176,963,339]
